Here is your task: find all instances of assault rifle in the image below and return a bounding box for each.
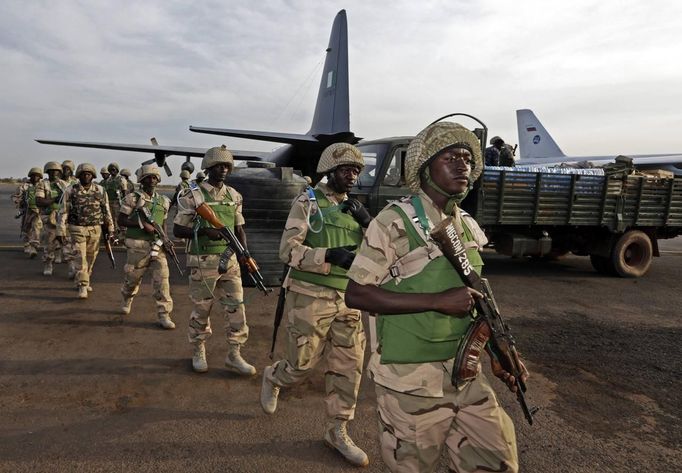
[102,226,116,269]
[194,202,271,296]
[136,205,184,276]
[269,265,290,359]
[16,187,28,238]
[430,218,538,425]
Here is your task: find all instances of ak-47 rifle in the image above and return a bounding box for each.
[102,225,116,269]
[269,265,290,359]
[136,204,184,276]
[430,218,538,425]
[193,202,271,296]
[16,186,28,238]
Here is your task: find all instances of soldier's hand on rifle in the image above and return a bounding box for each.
[341,198,372,228]
[201,227,223,241]
[325,245,357,270]
[490,353,529,393]
[435,287,483,317]
[142,221,156,234]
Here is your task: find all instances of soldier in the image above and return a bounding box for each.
[120,168,134,194]
[173,145,256,375]
[35,161,67,276]
[61,160,78,185]
[344,122,527,473]
[194,171,205,185]
[99,167,110,185]
[60,160,79,272]
[485,136,515,167]
[117,164,175,330]
[12,168,44,258]
[102,162,122,238]
[170,170,191,207]
[58,163,114,299]
[260,143,371,467]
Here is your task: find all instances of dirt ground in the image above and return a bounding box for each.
[0,184,680,472]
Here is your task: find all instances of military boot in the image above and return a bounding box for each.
[77,285,88,299]
[120,297,133,315]
[158,314,176,330]
[28,248,38,259]
[224,344,256,376]
[42,261,53,276]
[323,420,369,467]
[67,262,76,280]
[54,251,63,264]
[192,343,208,373]
[260,365,280,414]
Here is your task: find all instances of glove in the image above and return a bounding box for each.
[325,245,357,270]
[340,198,372,228]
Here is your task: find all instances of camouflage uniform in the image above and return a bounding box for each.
[347,122,518,473]
[103,173,130,238]
[174,181,249,349]
[35,176,67,267]
[12,180,42,256]
[119,189,174,323]
[58,176,114,291]
[60,174,79,270]
[266,181,366,422]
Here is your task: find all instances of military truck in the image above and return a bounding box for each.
[352,136,682,278]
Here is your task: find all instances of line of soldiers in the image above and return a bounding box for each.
[11,122,527,472]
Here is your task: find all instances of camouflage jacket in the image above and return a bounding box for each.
[12,182,39,212]
[347,190,488,397]
[57,183,113,236]
[35,178,68,221]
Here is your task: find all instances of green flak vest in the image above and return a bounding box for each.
[125,192,167,241]
[289,189,363,291]
[376,201,484,364]
[189,186,236,255]
[102,178,118,202]
[27,185,38,211]
[44,181,62,214]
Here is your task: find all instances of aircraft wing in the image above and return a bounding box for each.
[189,127,319,145]
[34,139,268,161]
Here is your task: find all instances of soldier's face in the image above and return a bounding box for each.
[102,172,109,180]
[109,169,118,177]
[208,163,231,183]
[79,171,94,186]
[141,175,159,191]
[47,170,62,181]
[63,167,72,177]
[428,147,472,195]
[329,165,361,194]
[30,174,41,184]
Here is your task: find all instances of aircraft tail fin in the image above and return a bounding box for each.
[516,109,565,160]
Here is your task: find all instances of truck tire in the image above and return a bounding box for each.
[590,254,614,275]
[610,230,653,278]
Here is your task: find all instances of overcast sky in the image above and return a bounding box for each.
[2,0,682,178]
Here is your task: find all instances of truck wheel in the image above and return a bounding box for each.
[610,230,653,278]
[590,254,613,275]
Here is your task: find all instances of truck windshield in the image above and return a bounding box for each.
[356,143,389,188]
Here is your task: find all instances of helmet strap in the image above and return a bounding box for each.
[421,167,468,215]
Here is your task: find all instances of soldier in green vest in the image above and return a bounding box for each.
[103,162,123,240]
[99,167,110,185]
[117,164,175,329]
[60,160,79,274]
[344,122,528,473]
[170,170,191,208]
[58,163,114,299]
[173,145,256,376]
[260,143,372,468]
[12,167,44,258]
[35,161,67,276]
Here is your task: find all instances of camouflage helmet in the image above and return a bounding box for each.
[120,168,131,178]
[75,163,97,178]
[201,145,234,171]
[61,160,76,172]
[490,135,504,145]
[405,122,483,193]
[28,167,43,178]
[107,162,120,172]
[196,171,205,180]
[44,161,62,173]
[100,166,110,175]
[316,143,364,174]
[179,170,191,179]
[136,164,161,183]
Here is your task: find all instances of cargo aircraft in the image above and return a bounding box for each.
[516,109,682,174]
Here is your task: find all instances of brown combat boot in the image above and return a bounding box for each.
[225,344,256,376]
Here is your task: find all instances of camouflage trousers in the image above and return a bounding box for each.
[40,216,61,263]
[22,211,42,254]
[187,255,248,347]
[121,238,173,316]
[375,372,518,473]
[68,224,102,287]
[60,226,76,264]
[109,202,124,240]
[268,288,366,421]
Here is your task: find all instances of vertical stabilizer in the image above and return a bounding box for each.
[516,109,565,160]
[307,10,350,138]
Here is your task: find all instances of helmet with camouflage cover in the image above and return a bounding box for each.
[75,163,97,178]
[489,135,504,146]
[107,162,120,173]
[201,145,234,171]
[179,170,191,179]
[405,121,483,193]
[196,171,205,180]
[316,143,364,174]
[28,167,43,178]
[136,164,161,183]
[120,168,131,178]
[100,166,110,176]
[44,161,62,173]
[62,160,76,172]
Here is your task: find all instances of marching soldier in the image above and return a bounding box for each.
[60,160,79,273]
[12,167,44,258]
[194,171,205,185]
[260,143,371,467]
[103,162,123,239]
[35,161,67,276]
[173,145,255,375]
[345,122,527,473]
[62,160,78,185]
[57,163,114,299]
[99,166,110,185]
[120,168,134,194]
[117,164,175,330]
[170,170,191,207]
